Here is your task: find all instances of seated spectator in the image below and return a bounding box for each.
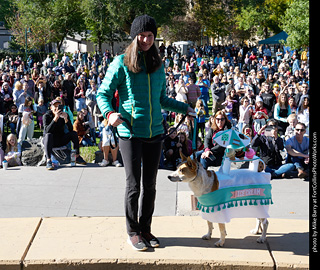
[196,137,204,151]
[297,95,309,136]
[175,78,188,103]
[260,82,276,118]
[86,80,98,122]
[174,113,190,138]
[18,96,34,143]
[55,97,74,125]
[43,99,86,170]
[4,104,19,134]
[252,95,268,134]
[74,79,87,111]
[0,127,4,167]
[285,122,309,179]
[284,113,298,141]
[98,119,122,167]
[251,124,295,179]
[237,97,253,135]
[81,107,96,145]
[13,81,27,109]
[4,133,22,167]
[222,93,238,122]
[274,92,291,136]
[1,82,14,112]
[36,99,48,130]
[196,110,231,169]
[73,111,93,147]
[178,131,192,157]
[288,96,297,114]
[163,127,181,169]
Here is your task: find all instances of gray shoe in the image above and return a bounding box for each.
[142,232,160,248]
[127,235,148,251]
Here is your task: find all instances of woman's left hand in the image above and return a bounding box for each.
[187,107,196,118]
[109,113,123,127]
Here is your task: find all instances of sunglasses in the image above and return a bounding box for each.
[295,128,305,132]
[216,118,225,121]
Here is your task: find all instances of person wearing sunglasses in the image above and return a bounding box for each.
[285,122,309,179]
[196,110,231,169]
[251,122,296,179]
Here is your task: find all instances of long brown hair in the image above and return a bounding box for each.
[211,110,231,131]
[278,92,288,107]
[124,37,162,74]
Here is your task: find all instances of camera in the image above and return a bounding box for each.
[264,126,275,137]
[58,104,64,111]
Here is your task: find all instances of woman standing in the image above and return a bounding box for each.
[97,15,194,251]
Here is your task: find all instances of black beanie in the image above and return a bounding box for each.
[130,14,157,40]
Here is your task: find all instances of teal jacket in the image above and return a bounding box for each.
[97,54,189,138]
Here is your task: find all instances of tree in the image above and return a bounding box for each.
[7,12,54,59]
[81,0,126,54]
[160,15,202,43]
[0,0,13,27]
[281,0,309,49]
[192,0,234,41]
[235,0,290,39]
[8,0,85,53]
[106,0,187,35]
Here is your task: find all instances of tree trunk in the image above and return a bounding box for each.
[110,41,114,56]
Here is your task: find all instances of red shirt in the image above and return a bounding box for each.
[254,107,268,119]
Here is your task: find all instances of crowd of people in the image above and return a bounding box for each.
[0,43,309,179]
[160,43,309,180]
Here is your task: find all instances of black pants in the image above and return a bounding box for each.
[119,136,163,237]
[43,131,79,159]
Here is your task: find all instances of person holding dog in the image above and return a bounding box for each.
[97,14,194,251]
[196,110,231,169]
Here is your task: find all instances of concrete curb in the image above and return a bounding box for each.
[0,216,309,270]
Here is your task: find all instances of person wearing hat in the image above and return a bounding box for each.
[97,14,194,251]
[42,98,86,170]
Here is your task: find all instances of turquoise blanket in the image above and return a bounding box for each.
[197,184,273,213]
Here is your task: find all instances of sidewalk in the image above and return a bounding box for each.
[0,165,309,269]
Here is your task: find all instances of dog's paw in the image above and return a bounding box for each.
[202,234,212,240]
[250,228,259,235]
[214,240,225,247]
[256,236,266,243]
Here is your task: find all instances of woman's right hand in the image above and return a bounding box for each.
[109,113,123,127]
[201,150,213,159]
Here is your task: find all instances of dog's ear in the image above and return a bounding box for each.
[186,156,193,167]
[180,151,188,162]
[187,156,197,171]
[192,152,198,163]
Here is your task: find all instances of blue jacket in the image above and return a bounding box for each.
[97,54,188,138]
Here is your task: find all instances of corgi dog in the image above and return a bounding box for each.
[168,152,269,247]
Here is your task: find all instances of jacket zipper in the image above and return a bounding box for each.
[143,55,153,138]
[131,104,134,127]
